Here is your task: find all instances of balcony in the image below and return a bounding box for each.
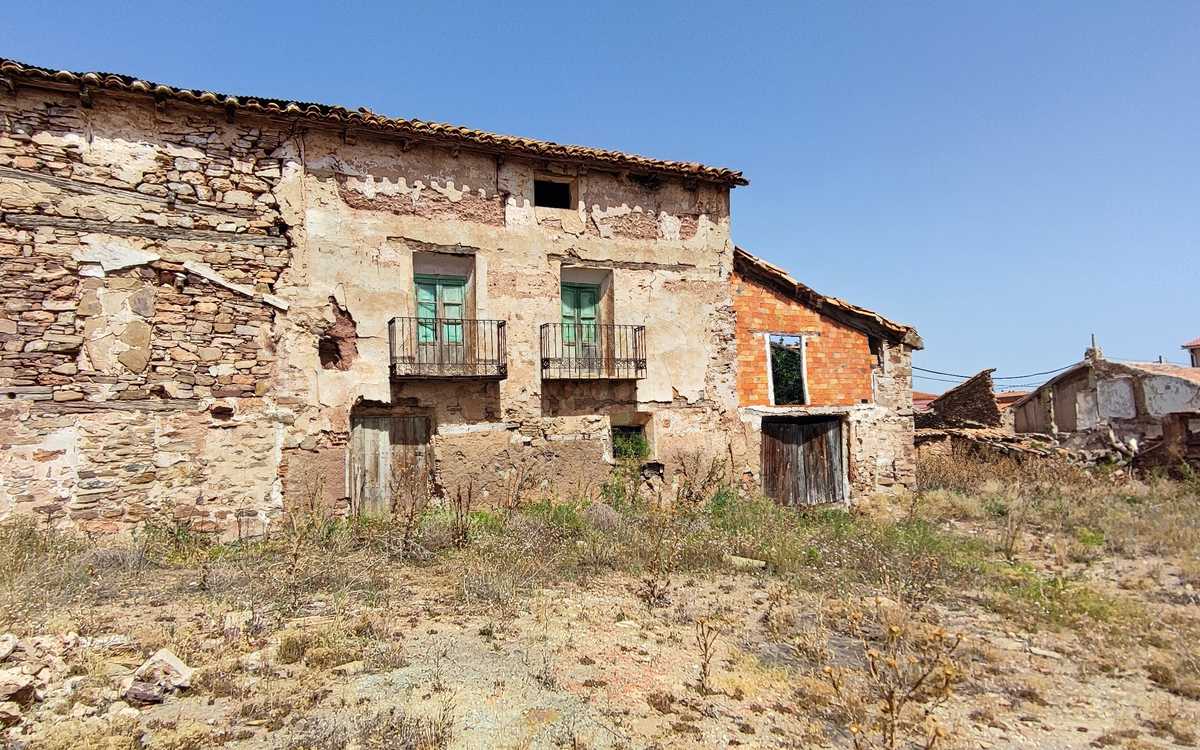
[540,323,646,380]
[388,317,507,379]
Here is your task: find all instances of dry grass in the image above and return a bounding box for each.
[918,444,1200,561]
[2,447,1198,748]
[285,702,455,749]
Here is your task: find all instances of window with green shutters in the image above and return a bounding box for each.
[414,275,465,344]
[560,283,599,346]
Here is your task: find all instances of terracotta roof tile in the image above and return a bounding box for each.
[0,57,747,187]
[733,247,923,348]
[1183,337,1200,349]
[1124,361,1200,385]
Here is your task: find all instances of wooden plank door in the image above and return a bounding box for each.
[761,418,845,506]
[349,415,431,516]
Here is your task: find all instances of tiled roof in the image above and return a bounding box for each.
[1183,337,1200,349]
[1012,359,1200,409]
[994,391,1030,409]
[0,57,747,187]
[733,247,923,348]
[1125,361,1200,385]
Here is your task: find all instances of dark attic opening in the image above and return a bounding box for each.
[534,179,572,209]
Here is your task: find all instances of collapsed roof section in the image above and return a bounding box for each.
[924,368,1002,427]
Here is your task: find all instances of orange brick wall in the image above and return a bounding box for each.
[733,270,876,407]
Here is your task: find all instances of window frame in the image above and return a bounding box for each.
[766,333,809,406]
[414,274,467,344]
[561,282,600,346]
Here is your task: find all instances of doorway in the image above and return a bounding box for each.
[349,413,432,516]
[761,416,846,506]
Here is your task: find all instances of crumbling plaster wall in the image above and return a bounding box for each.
[1019,362,1200,444]
[271,128,740,504]
[1,85,741,531]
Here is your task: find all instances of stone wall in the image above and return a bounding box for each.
[0,82,740,534]
[920,369,1001,428]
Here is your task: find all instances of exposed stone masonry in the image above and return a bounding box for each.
[0,75,747,535]
[0,64,918,535]
[918,369,1001,428]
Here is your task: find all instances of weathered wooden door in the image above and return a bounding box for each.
[761,418,845,506]
[349,415,431,516]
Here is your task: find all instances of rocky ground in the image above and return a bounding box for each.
[1,466,1198,748]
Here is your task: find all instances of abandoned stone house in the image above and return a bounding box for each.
[1012,348,1200,448]
[0,59,920,535]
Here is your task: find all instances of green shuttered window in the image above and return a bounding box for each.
[561,283,598,346]
[414,275,465,344]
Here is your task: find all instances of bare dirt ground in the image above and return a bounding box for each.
[1,452,1197,749]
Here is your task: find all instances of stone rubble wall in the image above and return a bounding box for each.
[0,85,747,534]
[0,87,294,533]
[920,369,1001,428]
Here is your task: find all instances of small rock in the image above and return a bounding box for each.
[724,554,768,572]
[62,675,87,695]
[1028,646,1063,660]
[106,700,140,720]
[331,660,364,676]
[238,650,266,672]
[123,680,165,705]
[0,700,21,727]
[0,634,17,662]
[88,634,134,652]
[133,648,193,690]
[0,670,35,705]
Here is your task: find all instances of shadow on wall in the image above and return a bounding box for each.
[541,380,638,417]
[388,381,502,423]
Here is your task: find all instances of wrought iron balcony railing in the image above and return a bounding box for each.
[540,323,646,380]
[389,317,507,379]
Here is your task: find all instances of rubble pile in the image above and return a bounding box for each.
[916,424,1140,466]
[0,629,192,743]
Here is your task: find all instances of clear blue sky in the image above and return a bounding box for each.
[5,1,1197,393]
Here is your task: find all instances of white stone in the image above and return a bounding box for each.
[133,648,193,690]
[72,240,159,277]
[0,634,17,662]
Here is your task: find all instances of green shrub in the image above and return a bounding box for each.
[612,428,650,461]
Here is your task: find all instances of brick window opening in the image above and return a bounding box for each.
[769,334,807,405]
[534,179,572,209]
